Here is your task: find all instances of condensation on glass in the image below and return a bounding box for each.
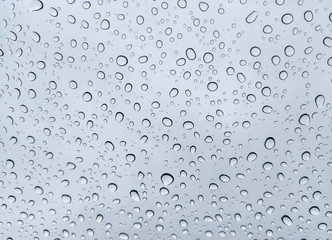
[0,0,331,239]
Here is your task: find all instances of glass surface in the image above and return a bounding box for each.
[0,0,331,239]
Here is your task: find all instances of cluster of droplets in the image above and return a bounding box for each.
[0,0,331,239]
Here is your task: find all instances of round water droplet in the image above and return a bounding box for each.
[207,82,218,91]
[82,92,92,102]
[100,19,110,30]
[203,52,214,63]
[61,194,72,204]
[116,55,128,66]
[30,0,43,11]
[161,173,174,185]
[250,46,261,57]
[299,176,309,185]
[108,183,118,192]
[115,112,124,122]
[315,95,325,108]
[301,151,311,161]
[284,45,295,57]
[130,190,140,201]
[198,2,209,12]
[323,37,332,48]
[126,154,136,162]
[309,206,320,215]
[262,162,273,171]
[281,13,294,25]
[34,186,44,195]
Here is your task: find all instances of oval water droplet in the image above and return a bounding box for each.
[219,174,230,183]
[264,137,275,150]
[246,11,258,24]
[281,215,293,226]
[247,152,258,162]
[161,173,174,185]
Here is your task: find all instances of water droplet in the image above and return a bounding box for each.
[108,183,118,192]
[100,19,110,30]
[301,151,311,161]
[126,154,136,163]
[130,190,140,201]
[161,173,174,185]
[207,82,218,91]
[82,92,92,102]
[116,55,128,66]
[162,117,173,127]
[315,95,325,108]
[30,0,43,11]
[219,174,230,182]
[281,13,294,25]
[281,215,293,226]
[119,232,129,239]
[264,137,275,150]
[299,113,310,125]
[198,2,209,12]
[183,121,194,130]
[247,152,258,162]
[309,206,320,215]
[246,11,258,24]
[61,194,72,204]
[323,37,332,47]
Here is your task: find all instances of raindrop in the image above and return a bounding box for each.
[281,215,293,226]
[301,151,311,161]
[82,92,92,102]
[299,113,310,125]
[309,206,320,215]
[281,13,294,25]
[108,183,118,192]
[126,154,136,163]
[219,174,230,182]
[247,152,258,162]
[207,82,218,91]
[250,46,261,57]
[323,37,332,47]
[183,121,194,130]
[100,19,110,30]
[30,0,43,11]
[246,11,258,24]
[61,194,72,204]
[264,137,275,150]
[161,173,174,185]
[162,117,173,127]
[198,2,209,12]
[116,55,128,66]
[203,52,214,63]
